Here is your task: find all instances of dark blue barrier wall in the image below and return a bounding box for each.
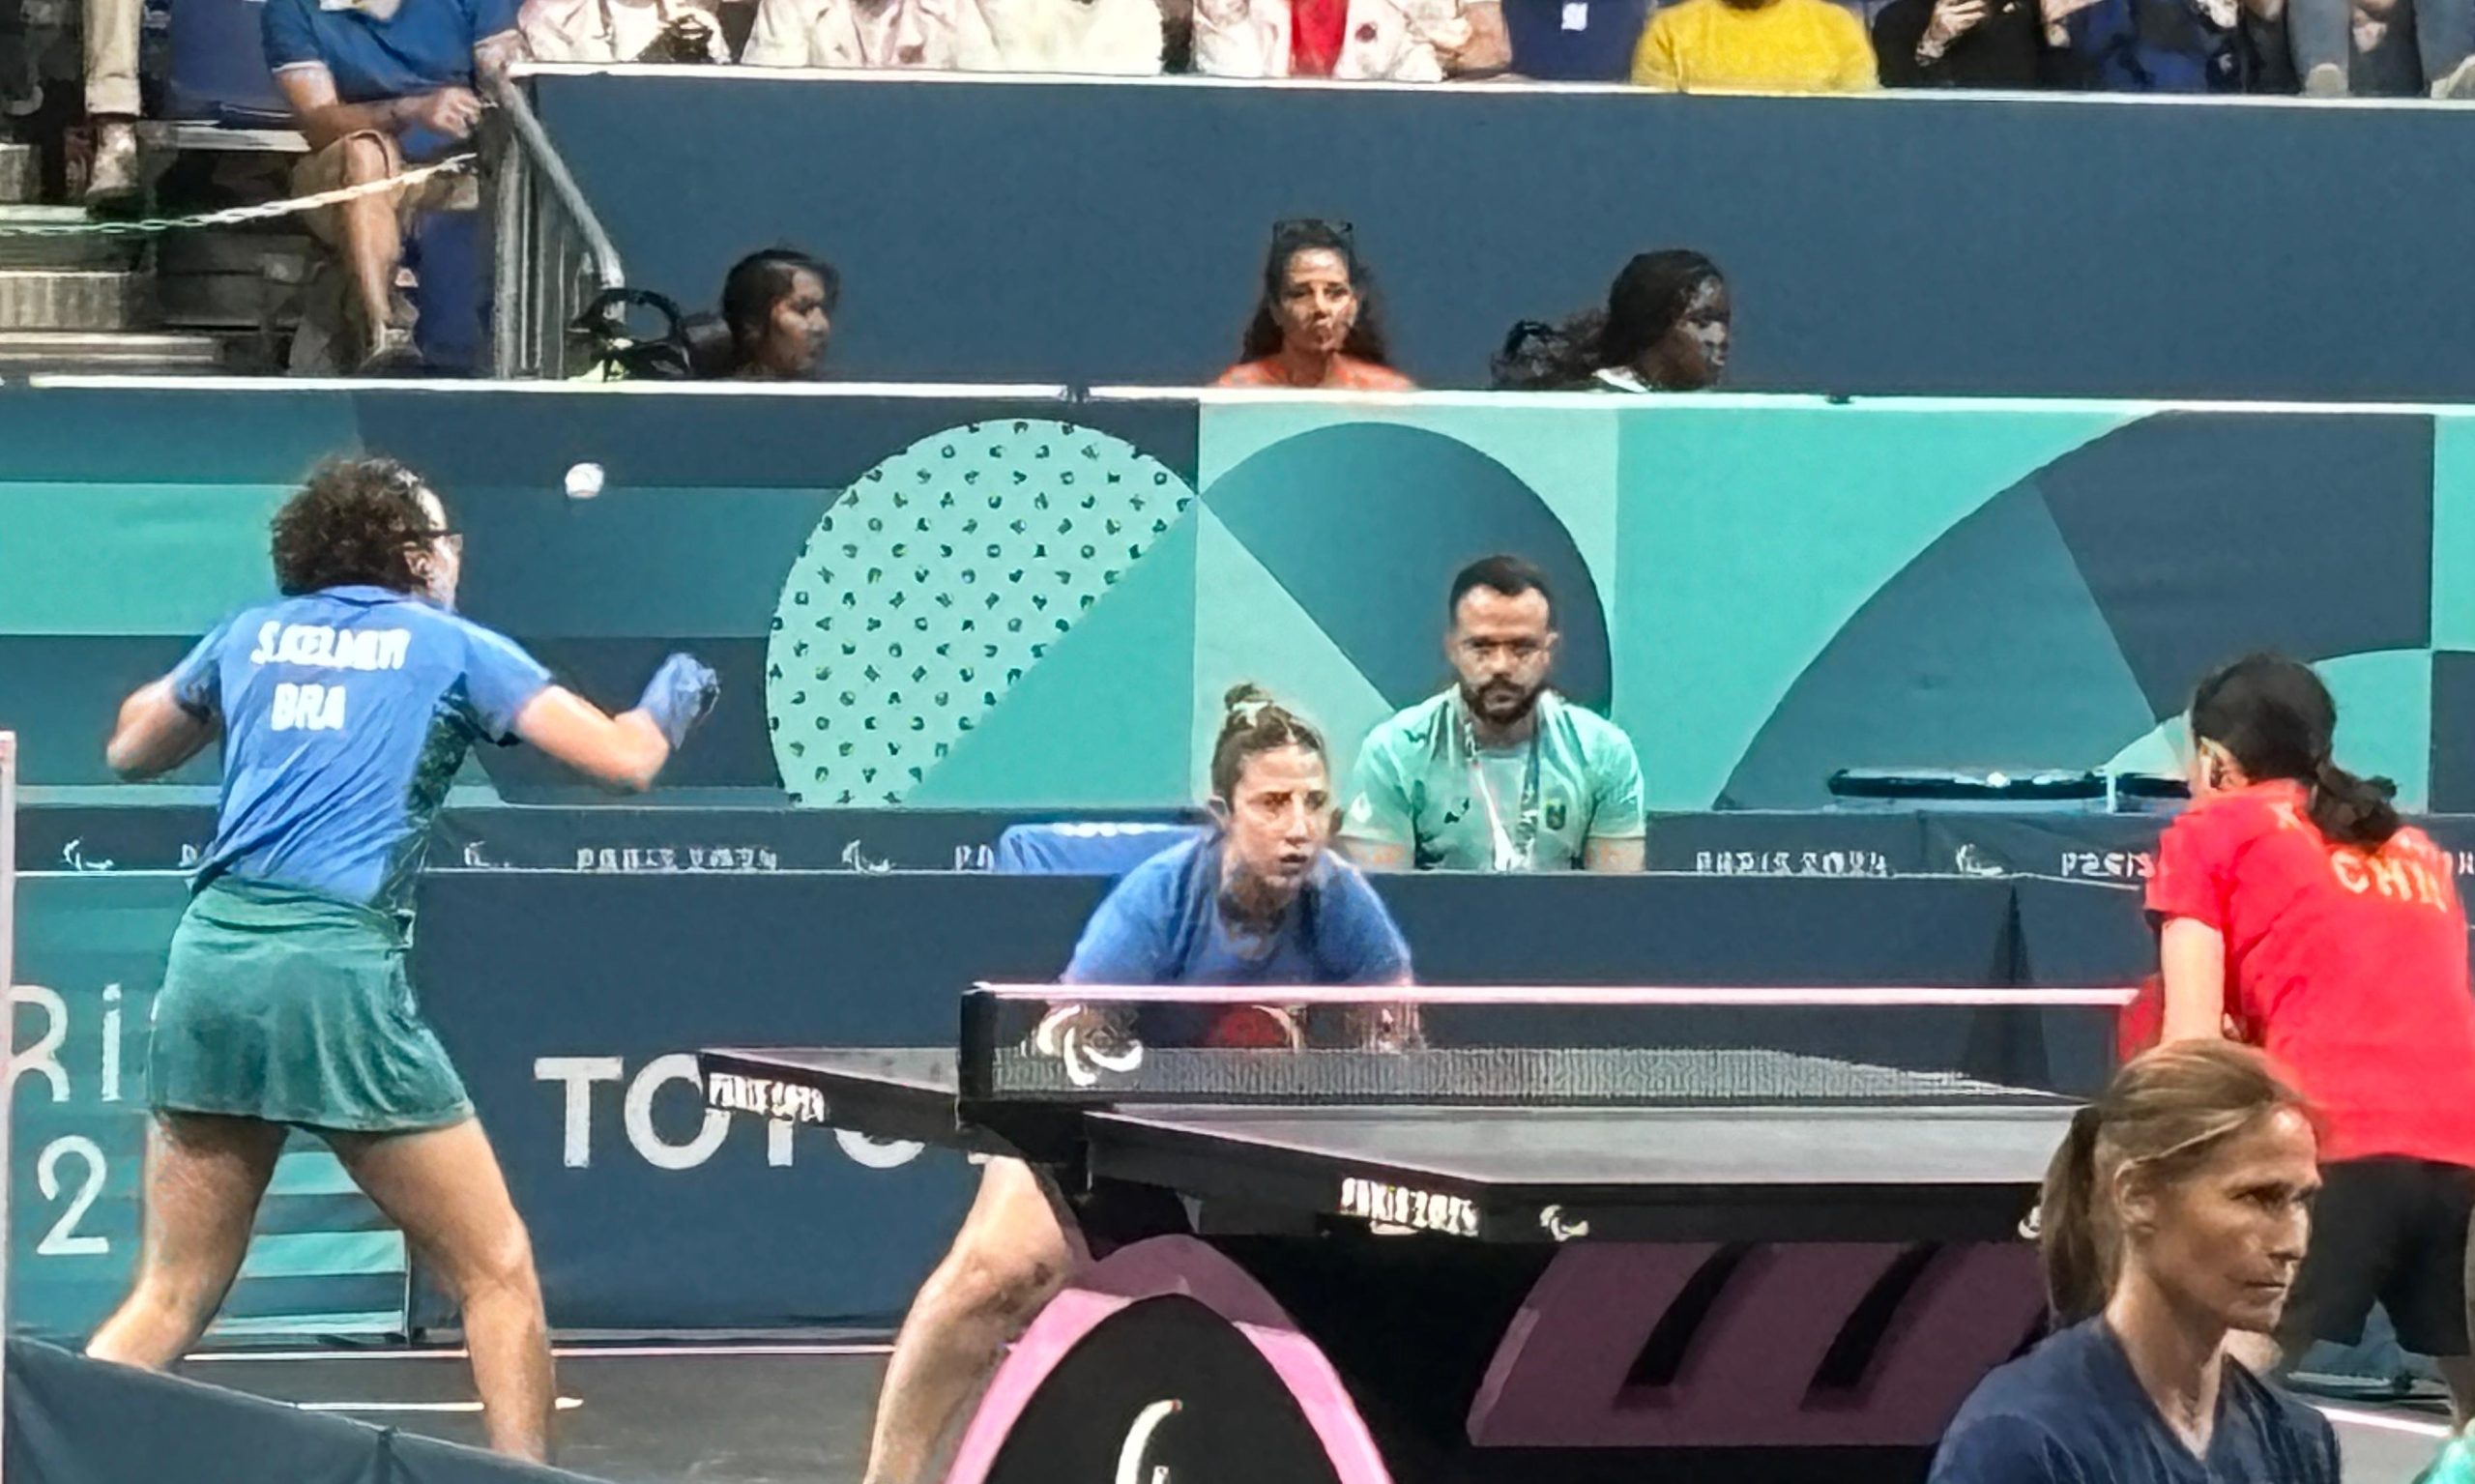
[5,1340,604,1484]
[406,868,2129,1330]
[526,70,2475,400]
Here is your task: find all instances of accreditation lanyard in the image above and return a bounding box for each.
[1461,700,1543,874]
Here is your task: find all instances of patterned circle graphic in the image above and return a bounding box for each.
[766,421,1197,805]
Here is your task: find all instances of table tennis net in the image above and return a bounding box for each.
[961,986,2123,1107]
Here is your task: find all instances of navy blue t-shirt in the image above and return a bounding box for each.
[263,0,517,160]
[1931,1320,2339,1484]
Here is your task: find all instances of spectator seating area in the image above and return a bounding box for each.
[0,0,2470,379]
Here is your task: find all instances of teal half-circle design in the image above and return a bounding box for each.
[765,421,1196,806]
[1203,423,1612,712]
[1724,414,2437,807]
[2100,649,2432,811]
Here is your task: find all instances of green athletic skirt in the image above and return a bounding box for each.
[148,877,472,1133]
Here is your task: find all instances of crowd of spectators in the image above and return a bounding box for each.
[7,0,2462,374]
[490,0,2475,94]
[152,0,2418,90]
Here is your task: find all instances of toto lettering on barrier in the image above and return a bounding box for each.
[534,1053,921,1172]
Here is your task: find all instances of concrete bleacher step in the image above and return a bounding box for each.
[157,228,310,331]
[0,268,155,331]
[0,329,225,374]
[0,142,35,205]
[0,207,146,271]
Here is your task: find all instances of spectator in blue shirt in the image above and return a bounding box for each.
[263,0,522,370]
[1931,1041,2340,1484]
[2046,0,2270,89]
[859,684,1412,1484]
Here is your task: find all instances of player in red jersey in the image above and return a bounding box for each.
[2149,655,2475,1421]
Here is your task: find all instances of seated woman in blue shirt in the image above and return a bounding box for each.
[1932,1041,2340,1484]
[860,684,1413,1484]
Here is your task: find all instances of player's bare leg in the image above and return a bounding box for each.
[2431,1356,2475,1427]
[87,1113,287,1366]
[327,1120,554,1461]
[863,1157,1073,1484]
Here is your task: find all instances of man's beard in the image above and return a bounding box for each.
[1462,679,1542,729]
[1218,864,1297,935]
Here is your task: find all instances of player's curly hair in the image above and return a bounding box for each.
[269,456,442,597]
[1208,684,1326,803]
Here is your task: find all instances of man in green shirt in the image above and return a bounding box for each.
[1341,556,1645,872]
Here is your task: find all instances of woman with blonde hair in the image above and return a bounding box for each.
[1931,1042,2338,1481]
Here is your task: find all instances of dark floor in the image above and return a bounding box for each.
[191,1345,885,1484]
[188,1345,2451,1484]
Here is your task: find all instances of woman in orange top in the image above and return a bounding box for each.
[2149,654,2475,1423]
[1216,219,1415,392]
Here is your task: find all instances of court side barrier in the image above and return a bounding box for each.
[6,866,2422,1388]
[26,801,2475,882]
[4,1339,607,1484]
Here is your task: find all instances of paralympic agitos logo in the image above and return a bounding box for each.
[1114,1399,1181,1484]
[1032,1004,1145,1088]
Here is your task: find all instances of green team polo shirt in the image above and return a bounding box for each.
[1341,689,1645,871]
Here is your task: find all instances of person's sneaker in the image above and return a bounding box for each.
[2302,62,2348,96]
[358,324,422,376]
[2433,54,2475,99]
[82,119,139,211]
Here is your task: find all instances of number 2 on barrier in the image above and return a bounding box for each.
[36,1137,108,1257]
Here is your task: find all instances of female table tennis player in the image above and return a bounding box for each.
[84,457,719,1461]
[858,684,1413,1484]
[2144,654,2475,1429]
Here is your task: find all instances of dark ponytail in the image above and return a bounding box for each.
[1208,684,1326,805]
[2036,1042,2315,1324]
[2190,654,2400,849]
[2039,1106,2111,1324]
[2310,757,2401,852]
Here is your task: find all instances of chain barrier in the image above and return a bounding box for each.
[0,154,476,238]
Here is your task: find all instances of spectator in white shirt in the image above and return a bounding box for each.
[520,0,731,60]
[742,0,1163,72]
[1192,0,1507,78]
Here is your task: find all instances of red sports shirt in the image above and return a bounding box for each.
[2147,780,2475,1168]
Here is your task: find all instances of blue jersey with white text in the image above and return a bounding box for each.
[1063,835,1412,986]
[170,585,553,916]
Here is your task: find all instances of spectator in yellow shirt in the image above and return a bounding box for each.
[1630,0,1878,91]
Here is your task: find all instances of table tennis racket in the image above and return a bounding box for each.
[1204,1005,1305,1049]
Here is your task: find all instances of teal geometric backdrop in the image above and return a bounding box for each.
[765,397,2472,811]
[6,386,2472,810]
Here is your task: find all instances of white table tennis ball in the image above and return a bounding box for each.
[565,462,605,500]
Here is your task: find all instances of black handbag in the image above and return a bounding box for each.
[572,287,733,380]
